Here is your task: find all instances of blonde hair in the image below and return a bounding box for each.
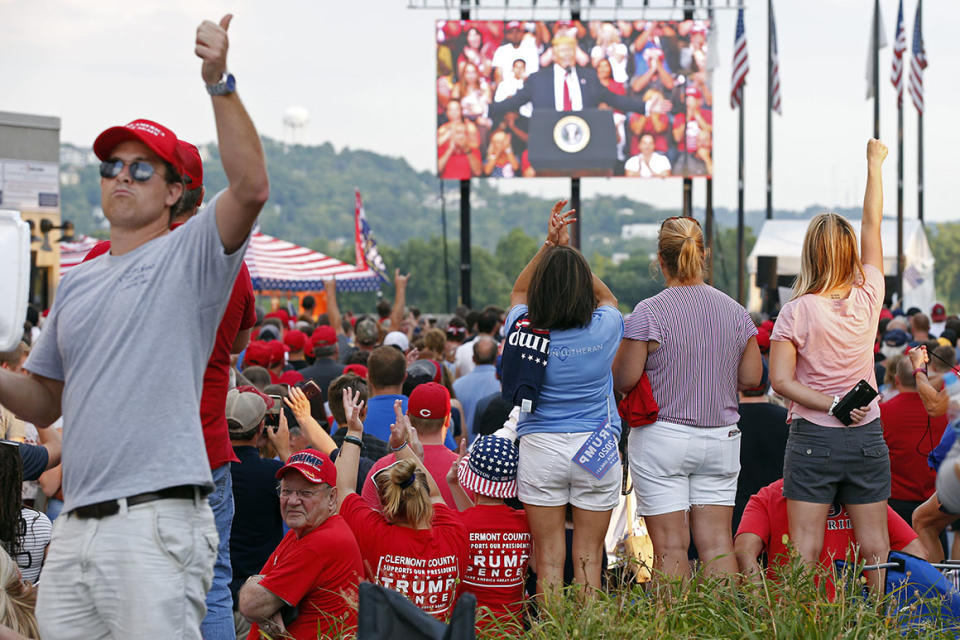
[793,213,865,298]
[0,549,39,639]
[373,460,433,529]
[658,217,706,284]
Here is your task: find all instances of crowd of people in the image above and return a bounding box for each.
[1,12,959,640]
[437,19,713,178]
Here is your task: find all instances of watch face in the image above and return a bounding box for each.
[225,74,236,92]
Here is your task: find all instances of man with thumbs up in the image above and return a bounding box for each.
[0,14,269,639]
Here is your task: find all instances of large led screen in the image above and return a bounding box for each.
[436,19,714,179]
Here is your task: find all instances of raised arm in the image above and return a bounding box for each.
[445,440,474,511]
[334,388,365,507]
[0,371,62,429]
[389,402,444,504]
[909,346,949,417]
[511,200,576,307]
[389,270,409,333]
[195,14,270,254]
[284,387,337,455]
[324,278,343,337]
[860,139,888,272]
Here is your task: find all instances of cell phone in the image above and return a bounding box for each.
[832,380,879,426]
[296,380,321,401]
[264,395,284,433]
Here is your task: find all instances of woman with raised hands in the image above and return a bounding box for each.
[768,139,890,591]
[506,200,623,598]
[335,391,468,621]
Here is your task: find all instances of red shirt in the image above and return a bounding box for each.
[439,142,481,180]
[736,479,917,597]
[339,493,468,620]
[362,445,463,510]
[247,515,363,640]
[83,236,256,470]
[458,504,531,633]
[881,391,948,501]
[627,113,669,155]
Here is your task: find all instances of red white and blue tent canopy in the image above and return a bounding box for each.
[60,231,382,293]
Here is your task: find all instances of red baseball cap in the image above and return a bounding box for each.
[408,382,450,420]
[284,329,308,352]
[269,341,288,366]
[278,369,304,386]
[344,364,368,379]
[276,448,337,486]
[244,341,273,368]
[177,140,203,190]
[932,303,947,322]
[93,119,184,173]
[506,20,522,30]
[756,327,771,352]
[312,325,337,348]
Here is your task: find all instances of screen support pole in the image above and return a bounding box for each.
[459,1,472,308]
[570,4,582,251]
[682,0,695,218]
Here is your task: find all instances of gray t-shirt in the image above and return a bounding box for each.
[26,192,248,512]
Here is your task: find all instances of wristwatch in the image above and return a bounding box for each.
[206,72,236,96]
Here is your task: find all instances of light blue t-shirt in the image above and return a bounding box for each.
[364,394,456,450]
[506,304,624,438]
[25,192,248,512]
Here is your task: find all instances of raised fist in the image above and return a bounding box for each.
[867,138,888,166]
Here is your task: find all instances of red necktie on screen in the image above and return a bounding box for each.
[562,69,572,111]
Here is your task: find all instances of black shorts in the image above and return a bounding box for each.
[782,417,890,505]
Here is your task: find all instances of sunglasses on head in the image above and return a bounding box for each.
[99,159,158,182]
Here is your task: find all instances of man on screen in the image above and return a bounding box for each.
[490,34,670,120]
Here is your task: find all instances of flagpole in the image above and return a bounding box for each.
[897,83,904,303]
[918,110,924,224]
[873,0,880,138]
[737,100,746,306]
[765,0,773,220]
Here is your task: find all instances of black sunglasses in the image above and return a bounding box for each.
[99,159,157,182]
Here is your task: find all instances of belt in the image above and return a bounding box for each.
[71,485,202,519]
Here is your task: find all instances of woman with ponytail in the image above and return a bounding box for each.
[613,215,761,580]
[335,390,468,620]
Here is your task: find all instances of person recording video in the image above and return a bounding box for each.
[769,139,890,592]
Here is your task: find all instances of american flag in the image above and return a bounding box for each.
[908,0,927,113]
[891,0,906,105]
[769,2,782,115]
[730,8,749,109]
[354,190,389,282]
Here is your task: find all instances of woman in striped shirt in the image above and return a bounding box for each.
[613,216,761,580]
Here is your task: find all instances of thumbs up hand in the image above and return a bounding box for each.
[196,14,233,85]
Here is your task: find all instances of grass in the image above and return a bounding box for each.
[477,555,960,640]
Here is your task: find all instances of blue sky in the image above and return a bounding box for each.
[1,0,953,220]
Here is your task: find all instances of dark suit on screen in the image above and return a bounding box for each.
[490,65,650,118]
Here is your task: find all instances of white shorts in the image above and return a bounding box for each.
[517,431,623,512]
[628,419,741,516]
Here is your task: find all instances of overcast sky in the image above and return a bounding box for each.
[1,0,954,221]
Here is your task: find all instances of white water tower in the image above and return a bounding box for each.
[282,106,310,145]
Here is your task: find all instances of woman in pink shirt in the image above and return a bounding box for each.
[769,139,889,591]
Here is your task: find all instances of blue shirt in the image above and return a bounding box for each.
[364,394,456,450]
[452,364,501,442]
[506,304,624,438]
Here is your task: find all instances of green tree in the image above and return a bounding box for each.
[930,223,960,310]
[495,228,539,283]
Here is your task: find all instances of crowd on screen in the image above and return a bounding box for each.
[2,12,960,640]
[437,19,714,179]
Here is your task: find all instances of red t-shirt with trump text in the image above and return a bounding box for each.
[736,479,917,596]
[247,514,362,640]
[339,492,468,620]
[458,504,532,632]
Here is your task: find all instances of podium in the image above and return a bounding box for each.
[528,109,618,177]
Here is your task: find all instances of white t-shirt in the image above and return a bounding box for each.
[624,152,672,177]
[492,38,540,80]
[493,75,533,118]
[455,337,478,378]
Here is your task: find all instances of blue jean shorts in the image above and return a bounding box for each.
[782,417,890,505]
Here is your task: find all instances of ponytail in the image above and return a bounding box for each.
[373,459,433,529]
[0,550,39,639]
[657,217,706,284]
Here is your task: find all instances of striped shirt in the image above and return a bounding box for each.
[14,507,51,584]
[624,285,757,427]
